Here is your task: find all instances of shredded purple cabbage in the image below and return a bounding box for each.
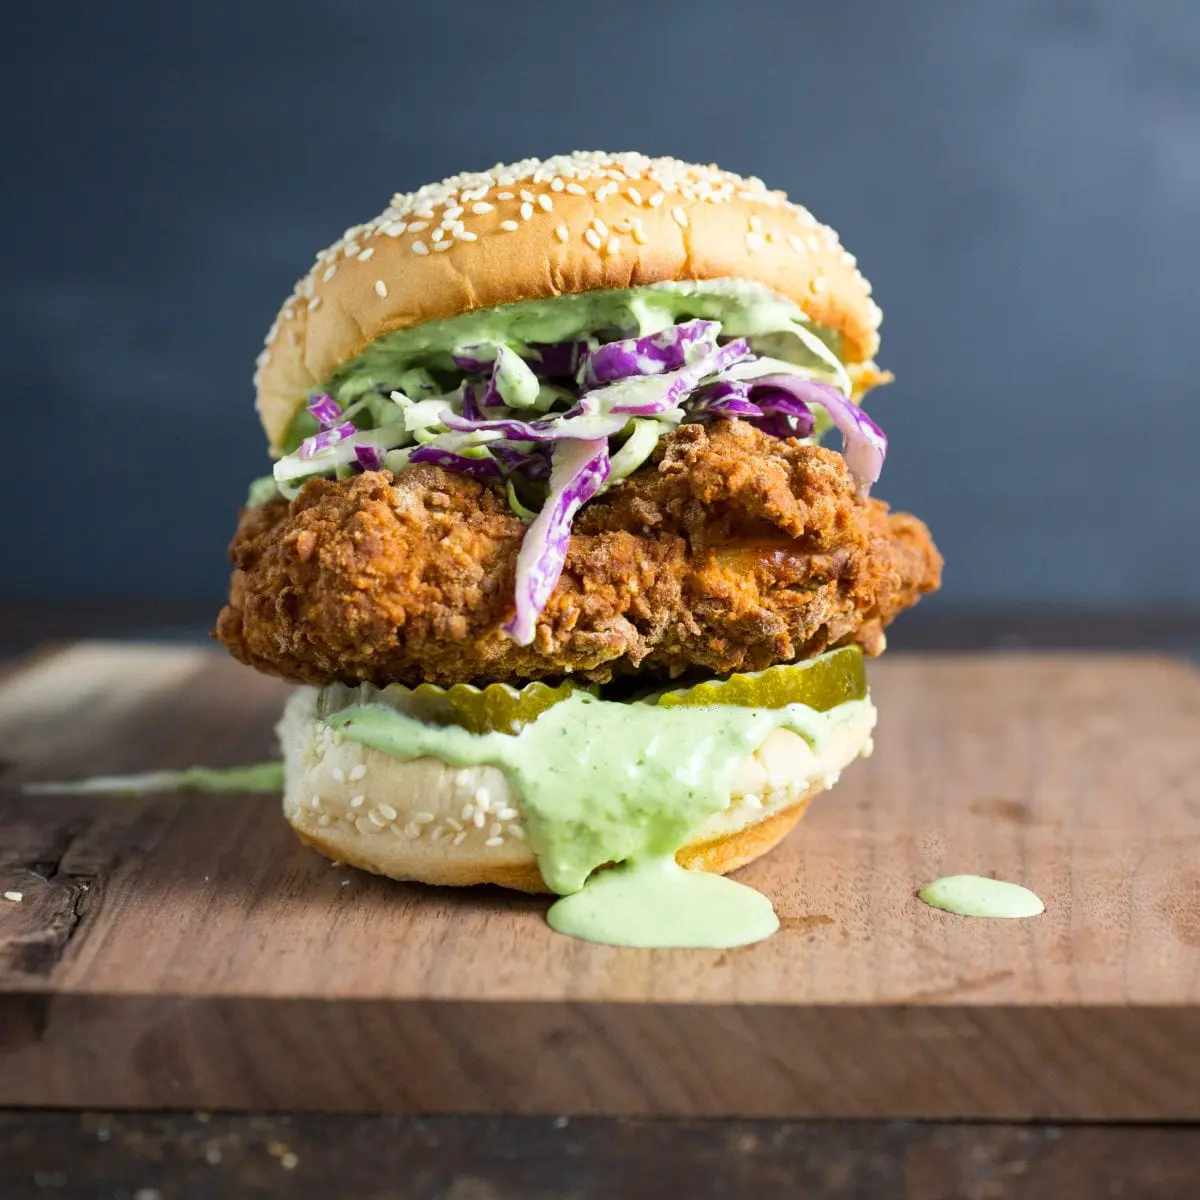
[490,443,552,480]
[408,445,504,480]
[502,438,611,645]
[451,345,496,374]
[440,406,628,443]
[527,341,589,379]
[746,375,886,494]
[354,444,386,471]
[298,421,356,459]
[307,393,342,428]
[590,339,753,418]
[578,319,721,388]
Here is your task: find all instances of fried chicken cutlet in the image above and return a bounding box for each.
[217,419,941,688]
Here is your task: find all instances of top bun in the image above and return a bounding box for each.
[254,151,882,454]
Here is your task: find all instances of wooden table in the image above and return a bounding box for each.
[2,610,1199,1198]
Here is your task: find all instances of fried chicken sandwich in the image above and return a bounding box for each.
[216,151,941,946]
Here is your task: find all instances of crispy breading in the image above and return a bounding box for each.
[216,420,941,686]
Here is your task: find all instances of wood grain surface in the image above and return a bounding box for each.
[4,1112,1200,1200]
[1,643,1199,1118]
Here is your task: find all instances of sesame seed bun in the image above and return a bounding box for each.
[277,686,877,894]
[255,151,882,455]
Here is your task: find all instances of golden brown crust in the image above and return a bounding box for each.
[292,792,815,895]
[254,152,881,453]
[215,421,943,687]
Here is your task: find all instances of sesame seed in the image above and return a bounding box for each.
[474,785,491,806]
[584,229,602,250]
[473,810,486,829]
[358,246,375,261]
[488,822,502,838]
[496,807,518,821]
[745,232,764,252]
[787,234,807,254]
[456,230,478,241]
[555,224,569,243]
[632,227,648,244]
[461,803,475,821]
[748,215,763,232]
[605,237,619,256]
[309,796,321,810]
[812,275,828,294]
[3,891,22,902]
[447,817,464,832]
[471,202,493,213]
[408,221,429,233]
[318,814,332,826]
[485,837,504,847]
[355,817,376,836]
[671,206,689,228]
[307,295,321,312]
[592,217,608,237]
[377,803,398,821]
[452,830,468,846]
[332,767,346,784]
[537,194,553,212]
[499,220,519,232]
[566,182,586,195]
[444,205,463,219]
[430,826,445,842]
[374,279,388,297]
[433,241,452,252]
[743,793,762,809]
[431,228,445,243]
[412,241,429,255]
[508,825,526,839]
[349,764,367,781]
[349,795,364,808]
[519,189,534,203]
[404,823,421,839]
[414,811,435,824]
[343,242,361,257]
[626,187,644,205]
[551,178,565,191]
[368,809,388,827]
[649,192,665,207]
[497,191,515,200]
[323,265,337,282]
[383,221,407,236]
[520,202,534,220]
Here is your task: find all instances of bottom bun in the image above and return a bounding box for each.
[279,686,877,894]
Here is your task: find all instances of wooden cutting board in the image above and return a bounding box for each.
[1,643,1198,1119]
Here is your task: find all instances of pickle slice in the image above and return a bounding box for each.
[652,645,866,713]
[376,678,591,736]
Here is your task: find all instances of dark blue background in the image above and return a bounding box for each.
[4,1,1197,610]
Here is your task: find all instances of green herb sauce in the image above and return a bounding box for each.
[325,692,871,947]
